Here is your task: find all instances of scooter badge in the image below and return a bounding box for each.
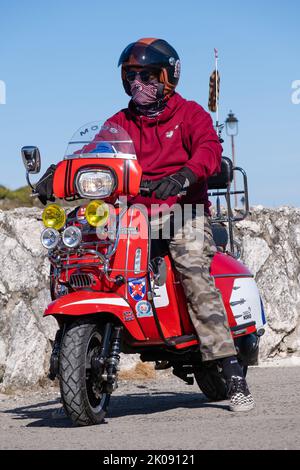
[128,278,146,301]
[135,301,153,318]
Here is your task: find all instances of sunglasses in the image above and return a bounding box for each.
[125,70,158,84]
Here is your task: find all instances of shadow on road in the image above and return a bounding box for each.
[2,389,229,429]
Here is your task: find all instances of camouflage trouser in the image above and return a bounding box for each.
[167,213,237,362]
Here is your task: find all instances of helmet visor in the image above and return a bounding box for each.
[118,42,170,68]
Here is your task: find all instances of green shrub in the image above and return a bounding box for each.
[0,185,33,205]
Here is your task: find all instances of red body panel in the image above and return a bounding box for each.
[53,158,142,199]
[153,256,194,339]
[210,252,252,277]
[44,291,146,341]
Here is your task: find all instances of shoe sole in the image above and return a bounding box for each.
[229,403,255,412]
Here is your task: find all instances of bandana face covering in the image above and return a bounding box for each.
[130,79,159,106]
[130,79,167,117]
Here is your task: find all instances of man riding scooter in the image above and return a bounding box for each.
[37,38,255,412]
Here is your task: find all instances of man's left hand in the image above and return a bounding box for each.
[149,167,197,200]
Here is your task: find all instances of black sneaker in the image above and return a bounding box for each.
[227,376,255,412]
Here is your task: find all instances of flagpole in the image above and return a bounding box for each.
[214,48,219,137]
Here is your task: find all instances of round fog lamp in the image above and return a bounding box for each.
[85,200,109,227]
[42,204,66,230]
[41,228,60,250]
[62,225,82,248]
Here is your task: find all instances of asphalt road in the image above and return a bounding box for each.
[0,366,299,450]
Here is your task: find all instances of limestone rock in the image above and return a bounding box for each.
[235,206,300,361]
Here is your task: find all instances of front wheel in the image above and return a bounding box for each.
[59,321,111,426]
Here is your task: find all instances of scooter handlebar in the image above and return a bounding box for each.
[139,182,187,197]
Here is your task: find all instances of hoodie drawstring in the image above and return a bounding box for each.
[155,119,163,153]
[140,116,144,161]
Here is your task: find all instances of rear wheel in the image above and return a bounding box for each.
[59,321,110,426]
[194,363,228,401]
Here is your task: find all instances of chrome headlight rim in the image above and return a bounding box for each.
[62,225,82,248]
[40,228,60,250]
[75,168,116,199]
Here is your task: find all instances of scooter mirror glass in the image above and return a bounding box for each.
[21,146,41,174]
[64,120,136,160]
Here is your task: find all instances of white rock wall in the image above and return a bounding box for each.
[234,206,300,360]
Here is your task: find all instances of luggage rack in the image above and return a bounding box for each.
[207,157,249,257]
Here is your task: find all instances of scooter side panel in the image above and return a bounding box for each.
[211,252,252,276]
[212,252,266,333]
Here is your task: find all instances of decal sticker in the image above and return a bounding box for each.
[135,301,153,318]
[123,311,135,322]
[174,59,181,78]
[153,283,170,308]
[128,278,146,301]
[229,278,267,329]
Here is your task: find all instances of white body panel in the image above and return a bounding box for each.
[229,277,266,330]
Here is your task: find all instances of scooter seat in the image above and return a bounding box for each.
[207,156,233,190]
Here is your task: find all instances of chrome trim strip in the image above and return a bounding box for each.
[68,140,133,144]
[64,152,137,160]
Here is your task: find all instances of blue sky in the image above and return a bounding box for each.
[0,0,299,207]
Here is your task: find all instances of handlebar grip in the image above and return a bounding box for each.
[139,187,187,197]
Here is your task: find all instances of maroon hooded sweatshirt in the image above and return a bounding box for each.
[108,92,223,214]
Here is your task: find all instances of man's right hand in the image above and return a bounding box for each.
[35,164,57,205]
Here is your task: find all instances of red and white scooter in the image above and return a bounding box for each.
[21,121,266,426]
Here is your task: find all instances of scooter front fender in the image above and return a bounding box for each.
[44,291,146,341]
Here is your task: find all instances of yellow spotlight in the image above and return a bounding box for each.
[85,200,109,227]
[42,204,66,230]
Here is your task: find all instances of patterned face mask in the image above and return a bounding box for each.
[130,78,160,106]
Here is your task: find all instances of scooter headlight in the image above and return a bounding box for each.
[41,228,60,250]
[62,225,82,248]
[75,169,116,198]
[42,204,66,230]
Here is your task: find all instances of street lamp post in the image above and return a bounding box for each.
[225,111,239,208]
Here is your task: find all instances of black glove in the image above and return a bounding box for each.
[149,167,197,200]
[35,164,57,205]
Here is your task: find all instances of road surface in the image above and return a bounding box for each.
[0,366,299,450]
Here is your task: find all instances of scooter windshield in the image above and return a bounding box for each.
[64,121,136,160]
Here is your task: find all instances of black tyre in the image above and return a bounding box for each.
[194,363,228,401]
[59,321,110,426]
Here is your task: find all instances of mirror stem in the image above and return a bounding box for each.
[26,172,35,191]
